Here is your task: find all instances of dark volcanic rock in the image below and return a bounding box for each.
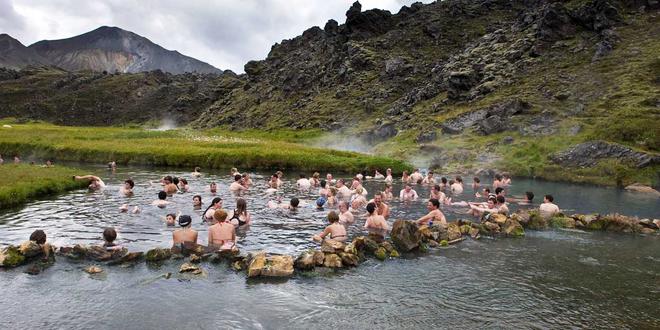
[551,141,660,168]
[441,99,529,135]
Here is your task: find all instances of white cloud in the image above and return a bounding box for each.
[0,0,431,72]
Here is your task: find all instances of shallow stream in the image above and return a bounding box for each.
[0,166,658,328]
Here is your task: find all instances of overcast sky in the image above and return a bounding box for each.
[0,0,431,72]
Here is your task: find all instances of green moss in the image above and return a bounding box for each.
[374,247,387,261]
[389,249,400,258]
[527,211,548,230]
[439,240,449,247]
[0,246,26,267]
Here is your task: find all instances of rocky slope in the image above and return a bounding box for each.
[1,26,223,74]
[0,0,658,186]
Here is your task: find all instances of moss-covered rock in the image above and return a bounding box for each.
[145,248,172,262]
[527,210,548,230]
[502,218,525,237]
[0,246,26,268]
[339,252,359,267]
[294,251,316,270]
[549,216,576,229]
[323,253,343,268]
[440,240,449,247]
[389,249,400,258]
[374,247,387,261]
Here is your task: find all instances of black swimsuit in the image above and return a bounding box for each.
[230,210,247,226]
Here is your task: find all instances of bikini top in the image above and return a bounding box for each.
[230,210,247,226]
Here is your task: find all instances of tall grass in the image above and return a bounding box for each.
[0,122,411,174]
[0,164,88,209]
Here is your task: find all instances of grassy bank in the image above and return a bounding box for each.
[0,121,411,174]
[0,164,89,209]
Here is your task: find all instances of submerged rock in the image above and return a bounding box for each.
[502,218,525,237]
[391,220,421,252]
[339,252,359,267]
[179,262,202,274]
[145,248,172,262]
[84,265,103,274]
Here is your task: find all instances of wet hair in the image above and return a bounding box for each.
[525,191,534,201]
[299,174,306,179]
[496,195,506,204]
[449,179,455,185]
[103,227,117,243]
[166,213,176,220]
[337,179,345,185]
[164,175,173,183]
[180,178,188,185]
[385,183,392,190]
[213,209,228,223]
[313,172,320,179]
[234,174,242,181]
[124,179,135,189]
[484,188,491,194]
[473,177,480,183]
[329,187,338,196]
[545,194,554,202]
[433,184,441,191]
[495,174,503,181]
[290,198,300,208]
[488,196,497,203]
[320,180,327,188]
[403,170,409,175]
[495,187,504,195]
[202,197,223,221]
[429,198,440,208]
[417,179,423,184]
[193,195,202,203]
[441,177,447,184]
[366,202,376,214]
[29,230,47,245]
[355,186,363,195]
[236,198,247,216]
[172,177,180,185]
[327,211,339,223]
[428,171,434,175]
[455,176,463,183]
[158,191,167,200]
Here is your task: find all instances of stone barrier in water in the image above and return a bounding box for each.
[0,213,657,278]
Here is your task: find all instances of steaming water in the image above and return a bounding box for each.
[0,166,658,329]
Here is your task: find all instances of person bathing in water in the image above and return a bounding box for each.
[373,170,385,180]
[173,215,197,247]
[191,167,202,178]
[401,171,410,184]
[203,197,223,222]
[228,198,251,227]
[268,197,301,211]
[192,195,203,210]
[208,210,236,250]
[399,184,419,201]
[383,184,394,201]
[120,179,134,197]
[103,227,123,251]
[230,174,247,192]
[365,202,389,233]
[410,169,423,183]
[152,191,171,208]
[313,211,348,242]
[508,191,534,205]
[416,199,447,226]
[422,171,435,185]
[472,177,481,190]
[539,194,560,218]
[430,184,446,203]
[369,192,390,219]
[209,182,218,195]
[338,201,354,226]
[297,174,311,190]
[385,168,393,183]
[350,187,368,210]
[74,175,106,191]
[451,176,464,194]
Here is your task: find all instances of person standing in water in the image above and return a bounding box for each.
[230,174,247,192]
[120,179,134,197]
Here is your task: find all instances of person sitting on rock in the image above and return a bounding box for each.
[103,227,123,251]
[399,184,419,201]
[313,211,348,242]
[173,215,197,247]
[416,198,447,226]
[74,175,106,191]
[29,229,53,259]
[539,194,560,218]
[365,202,389,232]
[208,210,236,250]
[151,191,171,208]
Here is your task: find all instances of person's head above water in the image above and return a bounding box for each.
[495,187,504,195]
[495,174,503,181]
[428,198,440,210]
[327,211,339,224]
[544,194,554,203]
[290,197,300,208]
[473,177,480,183]
[338,201,348,212]
[178,215,192,227]
[164,176,173,184]
[316,197,327,208]
[374,192,383,204]
[455,176,463,183]
[236,198,247,214]
[525,191,534,201]
[234,174,242,182]
[29,229,47,245]
[320,180,327,188]
[193,195,202,205]
[496,195,506,205]
[337,179,345,187]
[441,177,447,184]
[210,197,222,207]
[103,227,117,243]
[158,191,167,200]
[366,202,376,215]
[299,174,306,179]
[124,179,134,189]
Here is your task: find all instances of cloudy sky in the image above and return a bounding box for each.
[0,0,431,72]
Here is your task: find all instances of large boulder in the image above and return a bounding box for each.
[624,183,660,197]
[323,253,343,268]
[550,141,660,168]
[502,218,525,237]
[339,252,359,267]
[145,248,173,262]
[18,241,43,259]
[0,246,25,268]
[247,253,294,278]
[294,251,316,270]
[549,216,576,229]
[321,240,346,254]
[390,220,421,252]
[447,223,463,241]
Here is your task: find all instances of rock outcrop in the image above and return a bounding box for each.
[551,141,660,168]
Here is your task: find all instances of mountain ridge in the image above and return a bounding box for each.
[0,26,224,74]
